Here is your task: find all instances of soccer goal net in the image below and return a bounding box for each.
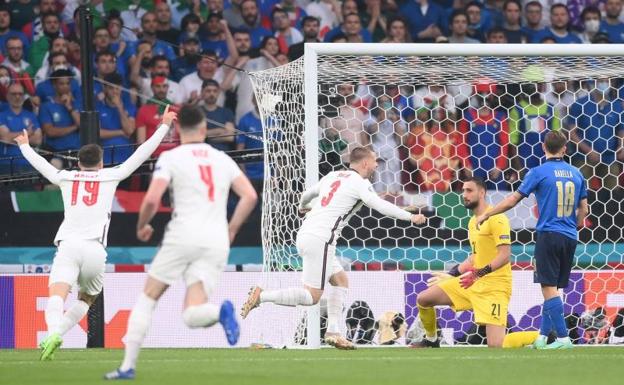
[248,44,624,348]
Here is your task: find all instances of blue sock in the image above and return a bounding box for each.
[539,304,553,336]
[543,297,567,338]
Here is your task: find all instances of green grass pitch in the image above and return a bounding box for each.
[1,347,623,385]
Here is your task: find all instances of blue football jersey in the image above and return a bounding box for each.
[517,158,587,240]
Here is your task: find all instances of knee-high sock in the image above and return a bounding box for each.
[120,294,157,371]
[182,303,220,328]
[45,296,64,335]
[260,288,314,306]
[539,304,553,337]
[326,286,347,335]
[58,300,90,336]
[417,304,437,340]
[543,296,567,338]
[503,331,540,348]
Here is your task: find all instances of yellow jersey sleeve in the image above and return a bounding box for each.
[489,213,512,247]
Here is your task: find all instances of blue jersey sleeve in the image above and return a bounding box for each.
[517,168,540,197]
[38,104,52,125]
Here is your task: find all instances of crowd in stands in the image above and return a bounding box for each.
[0,0,622,197]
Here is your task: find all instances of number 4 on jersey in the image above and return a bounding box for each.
[199,165,215,202]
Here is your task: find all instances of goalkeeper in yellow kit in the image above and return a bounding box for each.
[414,177,537,348]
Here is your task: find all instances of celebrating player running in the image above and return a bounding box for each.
[241,147,426,349]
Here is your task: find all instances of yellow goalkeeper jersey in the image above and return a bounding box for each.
[467,207,512,281]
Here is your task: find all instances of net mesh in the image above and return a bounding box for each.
[249,53,624,346]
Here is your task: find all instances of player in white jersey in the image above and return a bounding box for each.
[14,106,176,361]
[241,147,426,349]
[105,105,258,380]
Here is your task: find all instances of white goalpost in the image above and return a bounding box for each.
[248,44,624,348]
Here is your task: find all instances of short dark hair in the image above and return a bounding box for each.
[463,177,487,191]
[50,68,74,80]
[177,104,205,131]
[48,51,67,66]
[544,130,567,154]
[78,144,103,167]
[150,55,169,68]
[503,0,521,11]
[41,11,60,22]
[581,5,601,21]
[301,16,320,26]
[95,50,115,62]
[104,72,123,86]
[450,10,469,24]
[349,147,373,164]
[525,1,542,9]
[550,3,568,14]
[5,36,23,49]
[201,79,220,89]
[487,26,506,38]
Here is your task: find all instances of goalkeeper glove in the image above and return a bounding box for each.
[459,265,493,289]
[426,264,462,287]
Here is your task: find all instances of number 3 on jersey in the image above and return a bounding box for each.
[71,181,100,206]
[199,165,215,202]
[321,180,341,207]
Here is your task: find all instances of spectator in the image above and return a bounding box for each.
[567,78,624,190]
[177,12,202,45]
[179,51,237,106]
[33,37,73,85]
[9,0,38,31]
[236,96,265,190]
[0,82,41,173]
[200,79,236,152]
[135,76,178,157]
[27,12,61,74]
[201,15,236,61]
[306,0,341,39]
[106,13,133,72]
[326,83,370,163]
[288,16,321,61]
[38,68,81,152]
[532,4,582,43]
[263,0,308,30]
[458,81,510,190]
[600,0,624,43]
[154,2,180,47]
[486,26,508,43]
[366,96,406,196]
[508,82,561,175]
[341,13,372,42]
[465,2,488,42]
[93,51,126,100]
[578,6,602,44]
[21,0,66,43]
[132,54,183,104]
[360,0,390,42]
[502,0,526,43]
[272,8,303,53]
[207,0,226,15]
[0,65,10,104]
[171,36,202,82]
[96,73,136,165]
[35,53,80,103]
[120,1,148,41]
[224,0,245,29]
[399,0,444,42]
[239,0,273,49]
[447,11,481,43]
[2,37,31,76]
[138,12,176,62]
[382,17,411,43]
[0,5,29,58]
[522,1,543,43]
[93,27,128,79]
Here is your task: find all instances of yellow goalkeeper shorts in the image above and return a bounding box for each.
[437,277,511,327]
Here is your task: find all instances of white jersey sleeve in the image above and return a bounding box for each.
[299,182,322,211]
[357,178,413,221]
[19,144,69,185]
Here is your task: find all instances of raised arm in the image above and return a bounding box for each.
[15,130,63,185]
[109,106,177,180]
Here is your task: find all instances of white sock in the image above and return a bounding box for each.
[45,295,64,335]
[120,294,157,371]
[557,336,571,343]
[326,286,347,334]
[260,288,314,306]
[58,300,90,336]
[182,303,220,328]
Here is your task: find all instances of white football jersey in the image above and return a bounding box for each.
[298,170,412,244]
[20,123,172,247]
[152,143,241,251]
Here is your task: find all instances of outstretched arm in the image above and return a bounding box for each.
[476,192,523,229]
[15,130,63,185]
[110,105,177,180]
[359,185,425,224]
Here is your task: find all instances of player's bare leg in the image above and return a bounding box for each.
[241,285,316,319]
[40,282,71,360]
[184,281,239,345]
[105,277,168,380]
[485,324,506,348]
[324,271,354,350]
[411,285,453,348]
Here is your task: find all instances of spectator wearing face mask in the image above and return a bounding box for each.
[578,6,602,44]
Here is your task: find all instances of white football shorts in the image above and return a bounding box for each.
[148,243,228,292]
[49,239,107,296]
[296,233,344,290]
